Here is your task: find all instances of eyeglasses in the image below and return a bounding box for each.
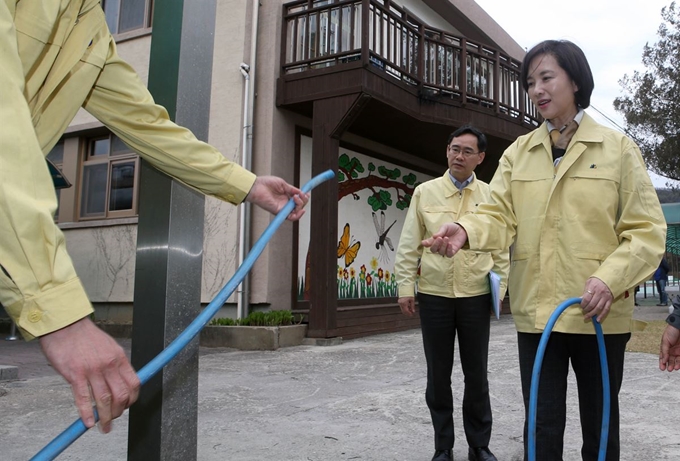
[447,145,479,157]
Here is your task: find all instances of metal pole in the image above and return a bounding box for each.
[5,321,17,341]
[127,0,216,459]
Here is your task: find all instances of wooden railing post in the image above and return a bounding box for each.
[361,0,369,66]
[519,78,526,125]
[417,23,424,91]
[493,49,500,114]
[460,38,467,106]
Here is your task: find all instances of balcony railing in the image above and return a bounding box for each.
[282,0,540,127]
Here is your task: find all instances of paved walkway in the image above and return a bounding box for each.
[1,292,679,460]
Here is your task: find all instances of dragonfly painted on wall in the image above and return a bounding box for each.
[372,211,397,263]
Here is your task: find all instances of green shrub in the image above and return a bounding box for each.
[209,310,298,327]
[209,317,237,326]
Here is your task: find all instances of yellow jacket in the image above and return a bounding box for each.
[458,113,666,334]
[394,172,509,300]
[1,0,255,339]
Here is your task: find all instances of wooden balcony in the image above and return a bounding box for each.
[278,0,541,138]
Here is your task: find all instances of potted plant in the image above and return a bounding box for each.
[200,310,307,350]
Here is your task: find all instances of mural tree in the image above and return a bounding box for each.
[338,153,418,209]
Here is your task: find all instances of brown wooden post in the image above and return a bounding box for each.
[361,0,369,65]
[493,50,500,114]
[460,38,468,106]
[417,23,424,91]
[307,94,366,338]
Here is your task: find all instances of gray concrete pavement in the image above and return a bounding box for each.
[1,299,680,460]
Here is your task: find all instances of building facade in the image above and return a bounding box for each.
[50,0,539,338]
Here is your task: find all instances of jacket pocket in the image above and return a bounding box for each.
[567,171,619,217]
[421,207,457,234]
[510,175,551,220]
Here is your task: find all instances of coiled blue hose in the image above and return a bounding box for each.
[31,169,336,461]
[528,297,610,461]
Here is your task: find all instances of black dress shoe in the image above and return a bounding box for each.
[468,446,497,461]
[432,449,452,461]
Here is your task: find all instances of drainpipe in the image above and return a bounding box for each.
[236,0,259,320]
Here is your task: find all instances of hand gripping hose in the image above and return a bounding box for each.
[528,297,610,461]
[31,169,336,461]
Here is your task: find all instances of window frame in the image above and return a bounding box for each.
[78,134,140,221]
[102,0,154,36]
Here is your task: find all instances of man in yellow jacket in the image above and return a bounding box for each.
[1,0,307,433]
[394,126,509,461]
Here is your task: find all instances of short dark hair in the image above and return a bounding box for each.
[520,40,594,109]
[447,125,487,152]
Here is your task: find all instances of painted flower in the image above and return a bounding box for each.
[366,274,373,285]
[338,266,343,278]
[385,270,391,282]
[343,269,349,280]
[360,264,367,274]
[350,267,356,278]
[370,257,379,271]
[378,268,384,280]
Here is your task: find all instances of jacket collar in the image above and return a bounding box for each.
[527,111,604,152]
[442,170,478,197]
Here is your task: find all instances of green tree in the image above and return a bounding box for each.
[614,2,680,181]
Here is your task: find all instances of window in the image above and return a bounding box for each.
[80,134,139,220]
[47,142,65,220]
[102,0,153,35]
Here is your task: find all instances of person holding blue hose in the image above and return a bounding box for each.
[422,40,666,460]
[1,0,308,437]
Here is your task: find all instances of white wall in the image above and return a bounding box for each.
[395,0,458,34]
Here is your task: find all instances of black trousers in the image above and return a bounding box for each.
[517,331,630,461]
[418,292,492,450]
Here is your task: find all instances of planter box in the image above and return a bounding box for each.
[199,324,307,350]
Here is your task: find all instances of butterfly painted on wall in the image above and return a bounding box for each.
[337,223,361,267]
[372,211,397,263]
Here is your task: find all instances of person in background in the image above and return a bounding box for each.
[422,40,666,460]
[394,125,509,461]
[1,0,307,434]
[654,257,670,307]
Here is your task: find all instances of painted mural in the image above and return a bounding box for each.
[297,135,435,300]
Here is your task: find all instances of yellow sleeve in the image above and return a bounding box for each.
[0,2,93,340]
[83,37,256,204]
[460,148,518,253]
[591,139,667,298]
[394,187,423,298]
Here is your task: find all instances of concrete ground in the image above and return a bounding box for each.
[1,290,679,461]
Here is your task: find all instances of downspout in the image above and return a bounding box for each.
[237,0,259,320]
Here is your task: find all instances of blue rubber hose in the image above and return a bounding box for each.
[527,297,610,461]
[31,169,336,461]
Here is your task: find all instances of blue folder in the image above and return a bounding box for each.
[489,270,501,319]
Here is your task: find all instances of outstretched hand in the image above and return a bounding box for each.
[245,176,310,221]
[660,324,680,372]
[39,317,140,433]
[421,223,468,257]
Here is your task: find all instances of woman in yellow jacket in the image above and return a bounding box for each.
[1,0,307,433]
[423,40,666,460]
